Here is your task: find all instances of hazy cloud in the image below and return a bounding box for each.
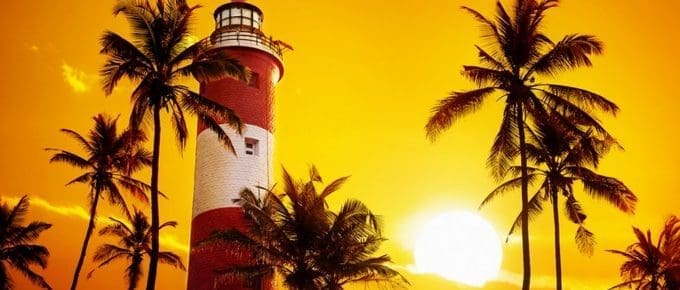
[496,269,612,290]
[61,63,89,93]
[3,195,189,253]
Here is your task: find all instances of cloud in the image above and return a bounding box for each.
[495,269,612,290]
[61,63,89,93]
[2,195,189,253]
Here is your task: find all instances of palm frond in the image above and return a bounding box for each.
[544,84,619,115]
[530,34,604,76]
[480,173,538,209]
[196,112,237,154]
[45,149,91,169]
[575,225,596,256]
[57,129,94,152]
[158,251,186,271]
[8,260,52,290]
[426,87,497,141]
[168,97,189,150]
[173,49,248,83]
[5,222,52,246]
[564,194,587,224]
[487,105,519,180]
[461,66,509,87]
[568,167,637,213]
[506,182,548,241]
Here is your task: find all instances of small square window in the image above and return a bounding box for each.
[245,138,259,156]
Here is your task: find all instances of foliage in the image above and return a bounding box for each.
[200,167,408,290]
[88,209,185,290]
[425,1,617,288]
[47,114,151,290]
[608,216,680,290]
[101,0,248,288]
[0,196,52,290]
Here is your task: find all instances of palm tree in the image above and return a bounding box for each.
[482,118,636,289]
[425,1,618,287]
[608,216,680,290]
[200,167,407,290]
[100,1,247,288]
[87,209,185,290]
[0,195,52,290]
[47,114,151,290]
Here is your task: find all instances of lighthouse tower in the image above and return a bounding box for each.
[188,1,287,289]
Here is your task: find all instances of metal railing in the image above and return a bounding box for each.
[210,26,290,57]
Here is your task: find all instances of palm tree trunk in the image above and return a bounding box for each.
[70,189,100,290]
[516,105,531,290]
[130,254,143,290]
[551,186,563,290]
[145,105,161,290]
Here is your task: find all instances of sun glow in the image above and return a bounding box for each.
[414,211,502,287]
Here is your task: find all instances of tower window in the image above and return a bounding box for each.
[248,72,260,88]
[245,138,259,156]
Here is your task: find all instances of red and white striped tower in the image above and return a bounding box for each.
[188,1,288,289]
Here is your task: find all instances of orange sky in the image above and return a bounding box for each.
[1,0,680,289]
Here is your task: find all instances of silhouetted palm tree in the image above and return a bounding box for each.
[425,1,617,287]
[482,118,636,289]
[201,167,407,290]
[47,114,151,290]
[100,1,247,288]
[0,195,52,290]
[87,209,185,290]
[608,216,680,290]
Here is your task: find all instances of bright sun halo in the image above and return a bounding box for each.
[414,211,502,287]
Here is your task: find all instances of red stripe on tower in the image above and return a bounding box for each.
[188,1,289,289]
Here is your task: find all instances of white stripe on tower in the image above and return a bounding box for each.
[192,124,274,217]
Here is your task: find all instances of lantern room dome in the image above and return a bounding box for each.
[213,1,264,30]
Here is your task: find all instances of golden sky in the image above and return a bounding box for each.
[1,0,680,289]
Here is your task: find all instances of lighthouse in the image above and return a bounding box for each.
[188,1,287,289]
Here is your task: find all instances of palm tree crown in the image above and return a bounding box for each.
[101,0,247,151]
[0,195,52,290]
[47,114,151,290]
[484,120,636,249]
[101,1,248,288]
[48,114,151,211]
[88,209,185,290]
[200,167,408,290]
[482,118,636,289]
[608,216,680,290]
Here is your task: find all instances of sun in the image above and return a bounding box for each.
[414,211,503,287]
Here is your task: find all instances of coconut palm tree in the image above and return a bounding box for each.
[100,1,247,287]
[481,118,636,289]
[46,114,151,290]
[425,1,618,287]
[200,167,407,290]
[608,216,680,290]
[87,209,185,290]
[0,195,52,290]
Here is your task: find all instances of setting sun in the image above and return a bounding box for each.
[414,211,502,287]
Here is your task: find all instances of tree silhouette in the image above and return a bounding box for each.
[482,118,636,288]
[87,209,185,290]
[200,167,407,290]
[0,195,52,290]
[100,1,247,288]
[425,1,617,287]
[47,114,151,290]
[608,216,680,290]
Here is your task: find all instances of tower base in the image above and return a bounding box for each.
[188,207,273,290]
